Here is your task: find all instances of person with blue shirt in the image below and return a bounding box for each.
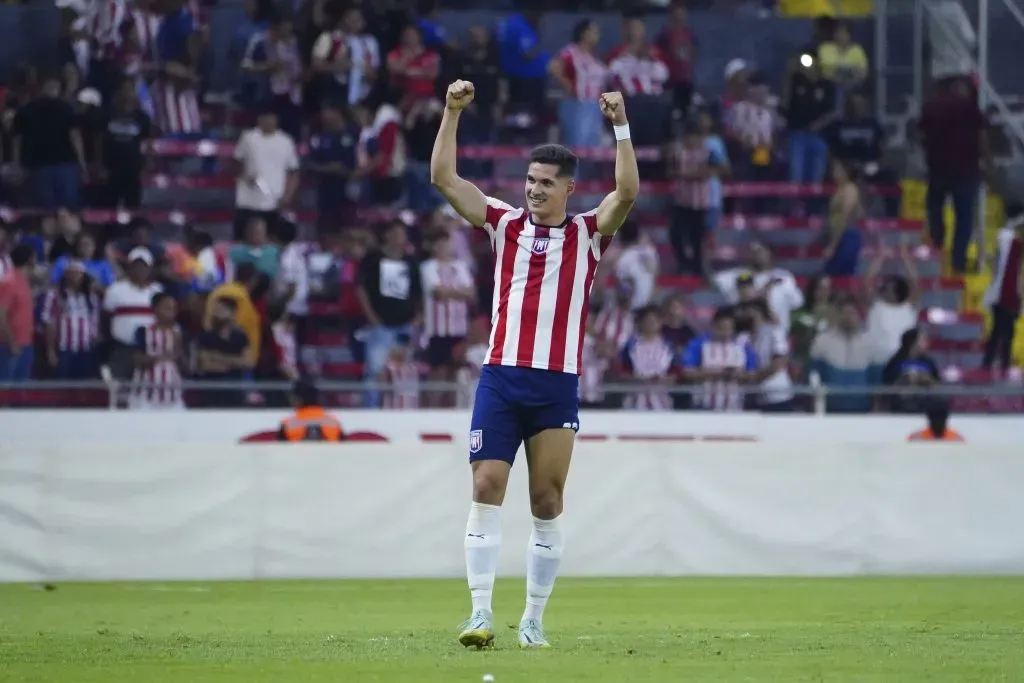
[496,8,549,109]
[680,307,758,412]
[307,101,362,231]
[697,109,729,234]
[416,0,448,51]
[50,232,117,289]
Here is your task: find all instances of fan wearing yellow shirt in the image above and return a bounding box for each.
[204,262,262,367]
[818,23,868,91]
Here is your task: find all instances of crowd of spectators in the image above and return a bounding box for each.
[0,0,1017,413]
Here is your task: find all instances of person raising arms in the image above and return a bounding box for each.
[430,79,639,650]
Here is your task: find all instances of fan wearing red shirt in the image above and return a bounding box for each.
[387,25,440,111]
[607,15,670,146]
[656,0,696,114]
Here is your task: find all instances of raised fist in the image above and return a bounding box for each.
[445,80,476,111]
[599,91,627,125]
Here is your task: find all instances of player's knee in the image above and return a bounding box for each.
[471,466,508,506]
[529,481,564,519]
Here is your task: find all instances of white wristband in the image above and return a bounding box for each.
[613,123,631,142]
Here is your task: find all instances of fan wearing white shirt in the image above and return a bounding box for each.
[275,219,310,347]
[736,300,796,411]
[614,221,659,310]
[713,241,803,330]
[862,243,919,367]
[232,107,300,240]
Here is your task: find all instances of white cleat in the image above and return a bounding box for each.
[517,618,551,649]
[458,609,495,649]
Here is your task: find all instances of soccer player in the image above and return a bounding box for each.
[430,79,639,649]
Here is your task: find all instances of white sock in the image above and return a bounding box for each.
[465,501,502,614]
[523,516,564,623]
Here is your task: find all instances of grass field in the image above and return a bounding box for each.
[2,577,1023,682]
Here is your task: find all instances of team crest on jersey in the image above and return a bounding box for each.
[469,429,483,453]
[531,237,550,254]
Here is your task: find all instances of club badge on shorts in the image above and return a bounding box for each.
[469,429,483,453]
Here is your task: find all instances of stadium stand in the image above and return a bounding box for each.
[0,0,1021,413]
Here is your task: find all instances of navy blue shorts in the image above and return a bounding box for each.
[469,365,580,465]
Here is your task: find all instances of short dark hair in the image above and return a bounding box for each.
[10,243,34,268]
[151,291,174,308]
[712,306,734,324]
[636,304,660,321]
[293,378,320,407]
[925,397,951,436]
[529,144,578,178]
[571,19,595,44]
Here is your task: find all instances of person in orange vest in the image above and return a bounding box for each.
[277,379,344,442]
[907,398,964,441]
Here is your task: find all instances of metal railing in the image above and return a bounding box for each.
[1,378,1022,414]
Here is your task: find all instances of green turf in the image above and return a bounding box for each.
[1,577,1023,682]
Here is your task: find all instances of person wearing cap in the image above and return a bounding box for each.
[102,246,163,379]
[277,379,344,442]
[907,398,964,441]
[41,258,101,380]
[232,100,300,241]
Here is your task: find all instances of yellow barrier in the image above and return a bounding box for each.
[899,179,1005,281]
[778,0,873,17]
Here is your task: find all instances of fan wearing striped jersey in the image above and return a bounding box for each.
[430,79,639,650]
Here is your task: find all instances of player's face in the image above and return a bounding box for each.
[525,163,572,217]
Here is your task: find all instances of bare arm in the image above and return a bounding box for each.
[430,80,488,227]
[595,91,639,237]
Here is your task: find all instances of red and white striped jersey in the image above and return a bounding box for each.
[668,141,712,209]
[592,304,634,351]
[621,335,674,411]
[382,359,421,409]
[480,197,612,375]
[557,44,608,101]
[154,81,202,134]
[727,100,775,149]
[89,0,129,59]
[130,8,163,62]
[40,289,100,353]
[421,257,473,339]
[606,45,670,96]
[131,323,184,409]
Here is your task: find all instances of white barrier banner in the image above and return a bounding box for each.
[1,443,1023,582]
[2,410,1024,445]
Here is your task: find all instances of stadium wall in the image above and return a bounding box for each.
[1,442,1023,583]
